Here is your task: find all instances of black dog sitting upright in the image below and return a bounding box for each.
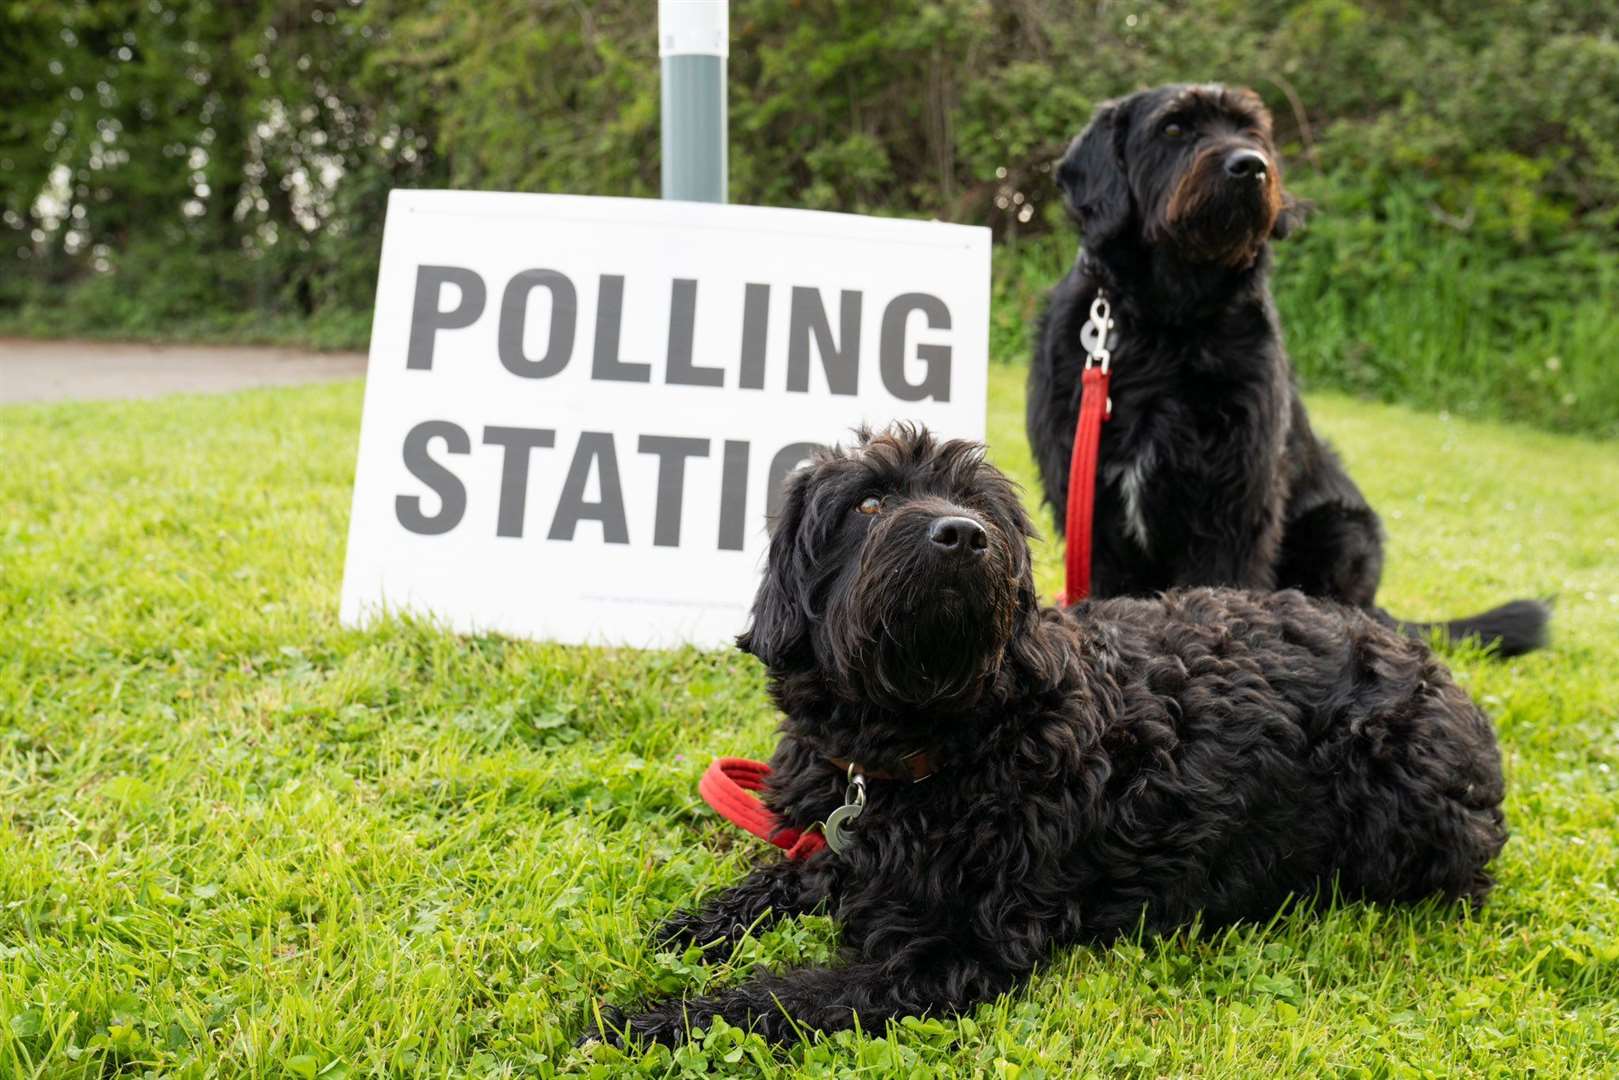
[591,426,1506,1046]
[1027,83,1547,655]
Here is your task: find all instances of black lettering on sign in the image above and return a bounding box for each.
[717,439,750,550]
[403,270,960,401]
[549,431,630,543]
[498,270,577,379]
[738,282,771,390]
[392,433,858,549]
[787,287,861,395]
[397,420,470,534]
[407,266,486,371]
[665,279,725,387]
[482,426,557,537]
[637,435,710,547]
[880,292,952,402]
[592,275,651,384]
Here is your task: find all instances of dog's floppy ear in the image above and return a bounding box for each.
[1057,97,1134,243]
[737,466,812,668]
[1271,191,1311,240]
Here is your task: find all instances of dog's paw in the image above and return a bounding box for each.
[578,1003,694,1049]
[652,911,741,955]
[651,909,704,948]
[576,1005,628,1049]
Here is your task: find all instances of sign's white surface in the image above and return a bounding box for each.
[340,190,990,648]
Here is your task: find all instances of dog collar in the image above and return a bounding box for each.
[824,750,935,783]
[820,753,932,854]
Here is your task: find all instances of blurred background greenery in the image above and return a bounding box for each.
[2,1,1615,435]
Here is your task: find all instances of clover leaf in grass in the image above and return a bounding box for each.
[9,1008,44,1039]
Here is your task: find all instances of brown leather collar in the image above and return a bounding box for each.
[825,750,935,783]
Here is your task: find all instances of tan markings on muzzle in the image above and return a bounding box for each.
[1241,162,1285,266]
[1164,145,1230,227]
[1165,143,1285,267]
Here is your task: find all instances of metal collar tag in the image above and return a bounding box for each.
[823,769,868,854]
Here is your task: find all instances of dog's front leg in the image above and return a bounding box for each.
[1170,499,1280,592]
[601,951,1014,1046]
[653,855,836,955]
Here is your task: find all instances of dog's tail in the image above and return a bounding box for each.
[1387,597,1552,658]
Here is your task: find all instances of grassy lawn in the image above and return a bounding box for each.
[2,365,1617,1078]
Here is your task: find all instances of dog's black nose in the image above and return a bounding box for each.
[928,516,988,555]
[1224,149,1268,178]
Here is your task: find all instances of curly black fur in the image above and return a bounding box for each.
[587,425,1507,1047]
[1027,83,1549,656]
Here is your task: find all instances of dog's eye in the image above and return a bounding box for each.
[1162,122,1186,140]
[855,496,882,516]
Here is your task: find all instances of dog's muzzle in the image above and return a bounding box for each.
[1162,141,1283,265]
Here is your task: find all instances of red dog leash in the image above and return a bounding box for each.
[699,758,827,859]
[1062,291,1114,605]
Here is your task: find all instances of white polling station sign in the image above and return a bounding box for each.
[340,190,990,648]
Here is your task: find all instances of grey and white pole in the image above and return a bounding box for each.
[659,1,728,203]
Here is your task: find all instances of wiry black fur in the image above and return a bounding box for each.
[1027,83,1549,656]
[587,426,1507,1047]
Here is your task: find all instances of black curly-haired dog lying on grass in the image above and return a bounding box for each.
[1027,83,1548,655]
[585,426,1507,1047]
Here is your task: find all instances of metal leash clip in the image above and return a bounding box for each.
[822,764,867,854]
[1080,292,1114,372]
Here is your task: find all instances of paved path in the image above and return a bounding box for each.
[0,338,368,405]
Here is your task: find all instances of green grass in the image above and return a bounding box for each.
[2,367,1617,1078]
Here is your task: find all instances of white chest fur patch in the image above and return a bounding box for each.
[1103,444,1156,552]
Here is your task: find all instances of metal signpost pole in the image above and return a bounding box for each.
[659,1,728,203]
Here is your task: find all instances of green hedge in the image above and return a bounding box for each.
[3,1,1616,434]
